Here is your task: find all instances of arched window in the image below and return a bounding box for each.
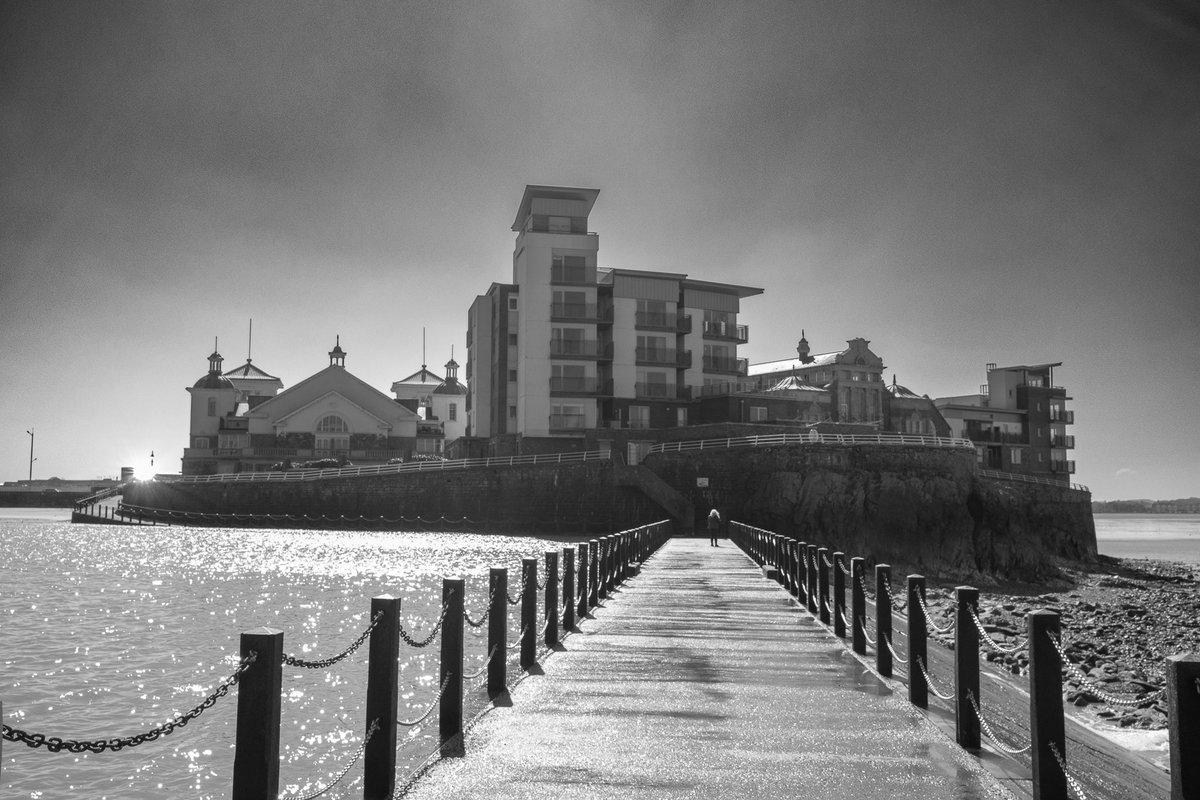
[315,415,350,454]
[316,415,349,433]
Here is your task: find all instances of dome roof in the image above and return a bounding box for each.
[193,372,236,390]
[433,379,468,396]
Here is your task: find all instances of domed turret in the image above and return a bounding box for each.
[328,335,347,368]
[797,330,813,364]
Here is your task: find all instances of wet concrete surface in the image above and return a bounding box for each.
[401,538,1015,799]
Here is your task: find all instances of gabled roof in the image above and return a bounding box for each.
[249,364,419,424]
[391,367,444,390]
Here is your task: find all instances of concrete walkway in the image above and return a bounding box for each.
[402,538,1013,799]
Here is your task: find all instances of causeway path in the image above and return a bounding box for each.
[403,537,1014,799]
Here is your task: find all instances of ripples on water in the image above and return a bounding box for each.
[0,517,579,798]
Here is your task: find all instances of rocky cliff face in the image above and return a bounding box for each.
[646,444,1095,583]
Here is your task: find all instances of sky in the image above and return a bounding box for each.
[2,0,1198,501]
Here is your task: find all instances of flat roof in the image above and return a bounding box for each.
[511,185,600,231]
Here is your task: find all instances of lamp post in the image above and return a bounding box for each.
[26,427,35,482]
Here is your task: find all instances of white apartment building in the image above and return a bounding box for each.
[466,185,761,448]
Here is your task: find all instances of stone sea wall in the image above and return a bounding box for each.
[124,443,1096,581]
[645,443,1096,582]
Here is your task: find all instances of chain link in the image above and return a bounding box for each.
[398,603,450,649]
[282,718,379,800]
[464,589,497,629]
[1048,632,1167,707]
[881,580,908,612]
[506,573,529,606]
[884,635,909,665]
[966,607,1027,655]
[915,655,956,701]
[463,645,501,681]
[916,593,956,634]
[1050,740,1090,800]
[284,611,383,669]
[967,690,1032,757]
[397,676,452,728]
[1,652,257,753]
[508,624,529,650]
[858,616,877,647]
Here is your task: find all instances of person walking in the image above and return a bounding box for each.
[707,507,721,546]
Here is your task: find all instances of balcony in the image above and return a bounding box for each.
[635,311,678,331]
[549,413,588,431]
[1051,434,1075,449]
[702,321,750,343]
[702,355,749,376]
[635,347,691,368]
[550,302,599,322]
[550,339,604,359]
[1050,409,1075,424]
[549,376,600,395]
[677,314,693,334]
[1050,460,1076,474]
[550,266,592,285]
[965,429,1025,445]
[634,382,681,400]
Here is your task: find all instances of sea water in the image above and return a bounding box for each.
[1094,513,1200,566]
[0,511,577,799]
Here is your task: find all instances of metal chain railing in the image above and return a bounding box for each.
[821,553,834,570]
[1,652,257,753]
[398,602,451,649]
[1050,740,1090,800]
[464,589,496,629]
[916,593,956,635]
[967,607,1028,655]
[397,676,452,728]
[1048,632,1168,707]
[855,572,875,601]
[881,580,907,612]
[463,645,501,681]
[884,635,909,665]
[967,690,1032,757]
[283,611,384,669]
[508,625,529,650]
[915,655,956,701]
[506,573,529,606]
[282,718,380,800]
[858,616,877,647]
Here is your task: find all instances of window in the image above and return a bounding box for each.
[676,407,687,427]
[552,290,588,318]
[508,405,517,419]
[207,398,217,417]
[1011,448,1022,465]
[508,297,518,310]
[629,405,650,429]
[449,403,457,421]
[549,216,572,233]
[508,369,518,382]
[552,327,587,355]
[193,437,210,449]
[750,406,767,422]
[508,333,518,346]
[316,415,349,433]
[551,254,586,282]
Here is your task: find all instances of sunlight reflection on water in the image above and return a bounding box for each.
[0,519,580,798]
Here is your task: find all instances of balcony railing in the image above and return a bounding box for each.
[702,355,749,375]
[550,339,603,358]
[1050,410,1075,424]
[702,321,749,343]
[550,302,598,321]
[549,376,600,394]
[635,347,686,367]
[1051,434,1075,449]
[634,382,683,400]
[1050,460,1077,474]
[184,447,410,461]
[550,266,592,285]
[965,430,1025,444]
[548,413,588,431]
[677,314,693,334]
[634,311,678,330]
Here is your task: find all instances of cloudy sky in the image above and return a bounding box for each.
[2,1,1197,500]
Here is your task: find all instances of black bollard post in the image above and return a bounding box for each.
[232,628,283,800]
[818,547,831,625]
[577,542,590,618]
[521,558,537,670]
[955,586,981,749]
[1028,610,1065,800]
[833,552,847,638]
[597,538,609,600]
[876,564,893,678]
[851,557,866,655]
[487,568,507,698]
[544,550,559,647]
[907,576,928,709]
[795,541,807,606]
[588,538,600,608]
[1167,654,1200,800]
[806,545,819,614]
[364,596,401,800]
[439,577,464,750]
[562,547,575,632]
